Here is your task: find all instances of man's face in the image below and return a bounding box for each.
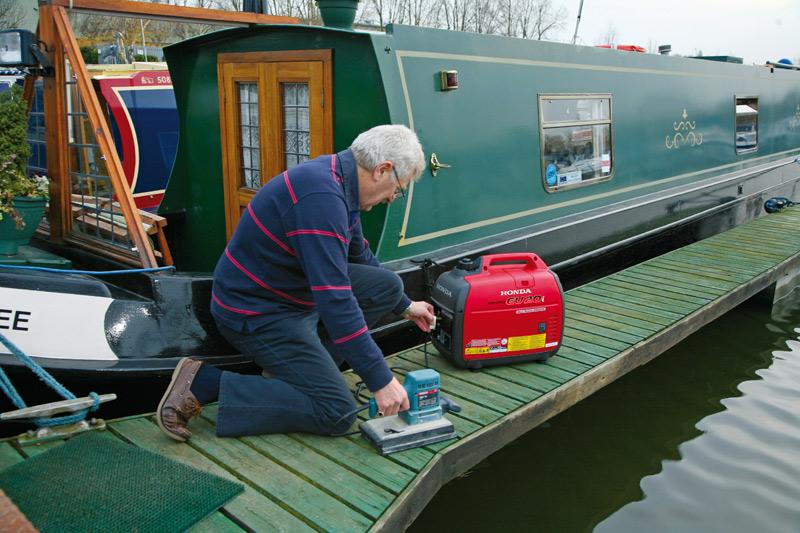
[359,162,411,211]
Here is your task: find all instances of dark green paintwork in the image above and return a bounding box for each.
[161,26,391,271]
[162,23,800,271]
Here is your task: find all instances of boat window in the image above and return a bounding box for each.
[735,97,758,154]
[238,82,261,189]
[539,94,613,191]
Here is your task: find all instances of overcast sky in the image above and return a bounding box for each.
[559,0,800,65]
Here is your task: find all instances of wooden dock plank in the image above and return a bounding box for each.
[110,417,315,533]
[565,293,676,327]
[0,443,24,469]
[587,282,697,316]
[567,285,683,326]
[595,278,710,308]
[563,326,633,352]
[552,345,607,366]
[677,247,773,270]
[483,365,562,393]
[620,268,729,297]
[390,360,519,422]
[560,336,620,359]
[630,263,738,292]
[612,269,726,299]
[547,355,593,375]
[656,256,756,282]
[182,416,374,531]
[347,434,434,472]
[400,349,543,402]
[696,239,788,261]
[188,513,244,532]
[565,301,664,334]
[671,249,769,276]
[510,359,578,384]
[290,433,417,494]
[566,316,649,345]
[238,432,396,520]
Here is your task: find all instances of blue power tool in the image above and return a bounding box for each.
[361,368,460,455]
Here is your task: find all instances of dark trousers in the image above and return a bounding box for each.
[214,263,404,437]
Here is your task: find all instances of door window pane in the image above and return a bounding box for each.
[238,82,261,189]
[282,82,310,168]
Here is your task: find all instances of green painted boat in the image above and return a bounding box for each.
[3,13,800,389]
[161,22,800,293]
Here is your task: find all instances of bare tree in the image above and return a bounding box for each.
[407,0,436,26]
[0,0,28,30]
[597,22,617,46]
[365,0,409,27]
[528,0,565,40]
[472,0,499,34]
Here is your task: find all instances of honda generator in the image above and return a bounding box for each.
[431,253,564,369]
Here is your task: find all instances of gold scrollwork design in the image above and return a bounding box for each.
[666,109,704,149]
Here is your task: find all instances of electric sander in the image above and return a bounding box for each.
[360,368,460,455]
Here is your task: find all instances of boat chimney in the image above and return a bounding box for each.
[242,0,265,13]
[658,44,672,55]
[316,0,357,30]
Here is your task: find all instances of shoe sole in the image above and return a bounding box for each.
[156,358,191,442]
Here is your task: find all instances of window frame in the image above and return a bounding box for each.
[734,95,758,155]
[538,92,614,193]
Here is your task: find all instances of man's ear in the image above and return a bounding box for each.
[373,160,392,181]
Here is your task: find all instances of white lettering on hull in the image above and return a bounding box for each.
[0,288,118,361]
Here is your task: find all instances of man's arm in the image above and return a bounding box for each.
[285,193,392,392]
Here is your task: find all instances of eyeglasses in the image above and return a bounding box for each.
[391,167,406,200]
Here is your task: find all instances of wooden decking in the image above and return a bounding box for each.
[3,208,800,532]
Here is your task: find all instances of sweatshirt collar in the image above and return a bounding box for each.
[337,148,360,213]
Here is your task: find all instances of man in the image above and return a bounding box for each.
[157,124,434,440]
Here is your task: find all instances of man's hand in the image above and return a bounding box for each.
[374,377,410,416]
[403,300,435,332]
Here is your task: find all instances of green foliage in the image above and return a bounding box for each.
[0,85,30,176]
[0,85,48,228]
[80,45,99,64]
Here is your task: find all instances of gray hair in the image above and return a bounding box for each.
[350,125,425,182]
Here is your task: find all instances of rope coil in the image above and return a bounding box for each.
[0,333,100,427]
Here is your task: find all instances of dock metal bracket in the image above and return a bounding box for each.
[1,394,117,446]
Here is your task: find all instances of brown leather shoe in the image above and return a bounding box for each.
[157,357,203,441]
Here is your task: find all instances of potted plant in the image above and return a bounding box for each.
[315,0,359,29]
[0,85,49,256]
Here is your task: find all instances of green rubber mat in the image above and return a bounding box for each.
[0,431,244,533]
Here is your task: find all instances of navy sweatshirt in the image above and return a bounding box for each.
[211,149,412,391]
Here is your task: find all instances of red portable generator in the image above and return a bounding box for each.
[431,253,564,369]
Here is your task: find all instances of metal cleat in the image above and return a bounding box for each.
[1,394,116,446]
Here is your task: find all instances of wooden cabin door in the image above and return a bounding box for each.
[218,51,332,238]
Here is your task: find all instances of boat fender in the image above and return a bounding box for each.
[764,197,796,213]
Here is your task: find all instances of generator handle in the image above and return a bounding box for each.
[484,253,543,270]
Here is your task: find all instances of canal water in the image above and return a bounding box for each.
[410,290,800,532]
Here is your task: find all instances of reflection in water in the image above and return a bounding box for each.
[410,292,800,533]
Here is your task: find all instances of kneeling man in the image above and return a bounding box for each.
[157,125,434,440]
